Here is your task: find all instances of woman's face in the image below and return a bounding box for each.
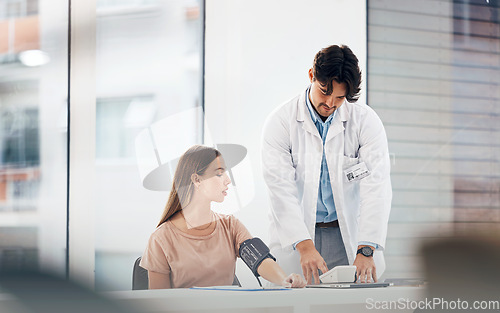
[197,156,231,203]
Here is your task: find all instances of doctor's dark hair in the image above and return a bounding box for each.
[312,44,361,103]
[157,145,221,227]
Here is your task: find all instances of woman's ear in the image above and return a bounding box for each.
[191,173,201,187]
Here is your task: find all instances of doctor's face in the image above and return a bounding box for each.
[308,68,347,119]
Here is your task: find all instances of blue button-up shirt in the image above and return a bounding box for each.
[305,87,338,223]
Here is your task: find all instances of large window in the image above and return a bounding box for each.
[368,0,500,278]
[0,0,68,275]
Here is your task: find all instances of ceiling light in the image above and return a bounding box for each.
[19,50,51,67]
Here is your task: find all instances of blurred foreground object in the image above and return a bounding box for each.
[0,271,138,313]
[420,230,500,312]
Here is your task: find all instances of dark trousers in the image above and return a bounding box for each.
[314,225,349,273]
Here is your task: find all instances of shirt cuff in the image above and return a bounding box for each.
[358,241,378,250]
[292,239,309,250]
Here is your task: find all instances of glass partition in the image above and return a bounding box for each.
[0,0,68,276]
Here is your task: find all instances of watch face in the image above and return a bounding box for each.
[362,247,373,256]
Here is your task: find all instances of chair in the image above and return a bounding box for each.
[232,274,241,287]
[132,257,149,290]
[132,257,241,290]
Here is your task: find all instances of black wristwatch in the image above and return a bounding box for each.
[357,246,374,257]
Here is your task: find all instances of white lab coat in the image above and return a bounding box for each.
[261,88,392,278]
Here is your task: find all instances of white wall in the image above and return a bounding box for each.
[205,0,366,285]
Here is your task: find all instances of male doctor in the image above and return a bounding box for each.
[262,45,392,285]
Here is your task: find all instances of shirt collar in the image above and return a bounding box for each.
[305,85,336,125]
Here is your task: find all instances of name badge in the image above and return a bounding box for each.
[344,162,370,182]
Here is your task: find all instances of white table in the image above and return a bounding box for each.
[106,286,426,313]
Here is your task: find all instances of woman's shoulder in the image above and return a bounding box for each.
[214,213,232,225]
[215,213,240,224]
[215,213,249,233]
[215,213,245,230]
[149,220,176,241]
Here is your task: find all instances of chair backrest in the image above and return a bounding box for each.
[132,257,149,290]
[132,256,241,289]
[232,274,241,287]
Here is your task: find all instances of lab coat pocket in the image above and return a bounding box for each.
[342,155,359,169]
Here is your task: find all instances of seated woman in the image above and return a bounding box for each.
[140,145,305,289]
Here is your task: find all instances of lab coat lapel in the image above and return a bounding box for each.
[296,90,321,139]
[296,88,322,239]
[325,102,348,143]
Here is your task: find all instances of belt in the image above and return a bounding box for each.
[315,220,339,228]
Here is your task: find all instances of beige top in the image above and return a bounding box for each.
[140,213,252,288]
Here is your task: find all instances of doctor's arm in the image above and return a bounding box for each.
[353,245,377,283]
[261,114,310,247]
[295,240,328,284]
[261,113,327,284]
[355,108,392,283]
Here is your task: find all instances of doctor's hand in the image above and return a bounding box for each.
[353,254,377,283]
[281,273,306,288]
[296,239,328,285]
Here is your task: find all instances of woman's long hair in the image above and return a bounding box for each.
[157,145,221,227]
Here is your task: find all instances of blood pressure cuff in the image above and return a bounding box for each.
[239,238,276,277]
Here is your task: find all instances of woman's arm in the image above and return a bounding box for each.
[257,258,306,288]
[148,271,172,289]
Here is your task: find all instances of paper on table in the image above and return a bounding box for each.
[190,286,291,291]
